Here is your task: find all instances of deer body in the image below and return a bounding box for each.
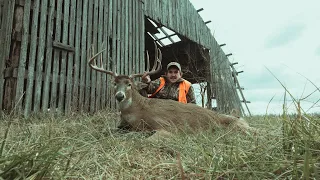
[88,44,252,139]
[117,83,250,135]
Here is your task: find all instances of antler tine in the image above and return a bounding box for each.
[146,50,150,72]
[129,42,162,79]
[88,48,117,76]
[150,42,158,71]
[147,46,162,75]
[155,48,162,71]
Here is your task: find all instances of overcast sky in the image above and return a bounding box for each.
[189,0,320,115]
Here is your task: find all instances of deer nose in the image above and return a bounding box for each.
[115,92,125,102]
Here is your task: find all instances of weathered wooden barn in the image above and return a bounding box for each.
[0,0,249,116]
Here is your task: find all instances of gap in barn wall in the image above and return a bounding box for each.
[144,16,212,109]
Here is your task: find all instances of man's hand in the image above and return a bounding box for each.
[141,73,151,83]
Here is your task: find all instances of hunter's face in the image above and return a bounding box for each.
[166,66,181,83]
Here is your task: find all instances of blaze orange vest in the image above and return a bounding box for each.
[149,77,191,104]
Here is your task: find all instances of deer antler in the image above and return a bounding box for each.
[129,42,162,79]
[88,48,118,77]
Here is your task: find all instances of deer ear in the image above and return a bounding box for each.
[135,82,148,90]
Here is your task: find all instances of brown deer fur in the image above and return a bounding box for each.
[114,76,252,139]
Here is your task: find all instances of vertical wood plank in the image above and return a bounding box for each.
[142,0,146,17]
[101,0,108,109]
[124,0,129,75]
[161,0,167,26]
[65,0,77,113]
[155,0,159,22]
[139,0,144,73]
[51,0,63,112]
[146,0,151,18]
[183,1,191,37]
[185,1,190,38]
[131,0,136,75]
[58,0,70,111]
[180,0,184,35]
[79,0,87,111]
[107,0,113,38]
[0,0,15,111]
[96,0,104,110]
[189,2,195,41]
[106,0,113,108]
[168,0,173,28]
[90,0,98,113]
[0,2,2,27]
[34,0,48,112]
[42,0,55,112]
[72,0,82,110]
[119,0,124,75]
[85,0,93,111]
[0,1,5,110]
[194,7,199,43]
[80,0,88,111]
[134,0,139,74]
[175,0,180,33]
[24,0,40,116]
[111,0,117,109]
[188,1,192,37]
[116,0,121,75]
[128,0,132,74]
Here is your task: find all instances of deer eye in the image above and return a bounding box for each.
[127,83,132,87]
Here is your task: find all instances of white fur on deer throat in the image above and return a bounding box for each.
[116,93,132,110]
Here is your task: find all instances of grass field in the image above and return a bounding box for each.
[0,110,319,179]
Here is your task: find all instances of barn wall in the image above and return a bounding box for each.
[1,0,145,116]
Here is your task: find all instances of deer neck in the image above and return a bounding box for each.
[118,89,146,113]
[131,89,148,107]
[118,97,132,111]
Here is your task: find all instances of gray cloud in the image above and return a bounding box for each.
[265,23,306,48]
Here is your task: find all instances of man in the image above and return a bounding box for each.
[142,62,196,104]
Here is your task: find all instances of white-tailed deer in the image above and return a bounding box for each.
[88,45,253,140]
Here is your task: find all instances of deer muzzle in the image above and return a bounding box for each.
[115,92,125,102]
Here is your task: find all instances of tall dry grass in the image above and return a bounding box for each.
[0,107,319,179]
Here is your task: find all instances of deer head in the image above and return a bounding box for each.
[88,43,162,109]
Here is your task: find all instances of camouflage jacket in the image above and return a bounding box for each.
[144,76,196,104]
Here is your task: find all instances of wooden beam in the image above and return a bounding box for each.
[52,41,75,52]
[230,62,238,66]
[196,8,203,12]
[42,0,55,112]
[232,70,244,77]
